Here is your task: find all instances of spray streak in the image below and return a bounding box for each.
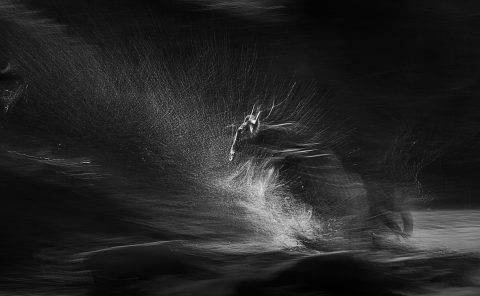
[0,0,436,253]
[0,0,336,249]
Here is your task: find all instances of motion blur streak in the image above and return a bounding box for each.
[0,1,479,296]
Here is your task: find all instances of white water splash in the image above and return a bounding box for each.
[215,158,322,248]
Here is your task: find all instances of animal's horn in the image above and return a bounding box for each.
[249,103,257,116]
[229,129,240,161]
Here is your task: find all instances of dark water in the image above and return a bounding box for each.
[1,1,479,295]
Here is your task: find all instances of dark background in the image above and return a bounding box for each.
[19,0,480,208]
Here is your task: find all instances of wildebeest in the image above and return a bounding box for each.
[229,102,415,239]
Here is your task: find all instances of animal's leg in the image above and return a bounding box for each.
[364,180,407,237]
[400,210,413,237]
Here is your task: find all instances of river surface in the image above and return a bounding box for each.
[1,1,479,295]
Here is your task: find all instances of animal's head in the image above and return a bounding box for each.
[229,112,261,161]
[229,101,282,161]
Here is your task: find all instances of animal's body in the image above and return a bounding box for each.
[229,105,414,238]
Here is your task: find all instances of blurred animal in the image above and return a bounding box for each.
[229,102,413,238]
